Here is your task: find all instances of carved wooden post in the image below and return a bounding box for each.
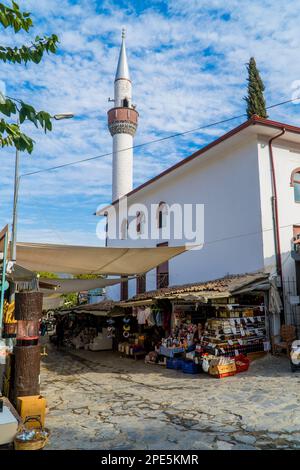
[13,292,43,403]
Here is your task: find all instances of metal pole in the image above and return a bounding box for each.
[11,144,20,264]
[10,122,20,304]
[0,231,8,334]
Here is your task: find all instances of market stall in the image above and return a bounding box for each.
[119,272,271,378]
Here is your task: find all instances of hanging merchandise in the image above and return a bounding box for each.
[107,326,115,339]
[106,317,115,338]
[123,320,131,338]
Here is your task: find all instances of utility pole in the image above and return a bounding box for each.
[11,135,19,265]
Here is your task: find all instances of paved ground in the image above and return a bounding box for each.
[40,346,300,450]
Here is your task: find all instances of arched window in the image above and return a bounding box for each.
[136,211,146,235]
[120,219,128,240]
[123,98,129,108]
[157,202,168,229]
[291,168,300,203]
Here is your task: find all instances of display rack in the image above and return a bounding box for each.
[199,305,268,357]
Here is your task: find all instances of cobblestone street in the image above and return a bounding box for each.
[40,347,300,450]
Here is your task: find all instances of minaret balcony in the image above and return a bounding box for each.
[108,107,138,125]
[108,107,138,136]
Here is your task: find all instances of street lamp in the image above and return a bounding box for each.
[53,113,74,121]
[10,112,75,292]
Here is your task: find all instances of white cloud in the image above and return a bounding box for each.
[1,0,300,245]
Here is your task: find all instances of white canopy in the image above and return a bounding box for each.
[39,277,123,294]
[14,242,187,275]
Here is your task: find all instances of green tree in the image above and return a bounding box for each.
[0,1,59,153]
[244,57,268,119]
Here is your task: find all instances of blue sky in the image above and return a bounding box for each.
[1,0,300,246]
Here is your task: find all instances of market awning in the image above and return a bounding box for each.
[39,277,124,295]
[13,242,187,275]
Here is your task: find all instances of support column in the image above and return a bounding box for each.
[13,291,43,403]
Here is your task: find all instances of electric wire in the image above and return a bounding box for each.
[19,95,300,179]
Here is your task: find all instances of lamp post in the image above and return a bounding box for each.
[10,112,74,286]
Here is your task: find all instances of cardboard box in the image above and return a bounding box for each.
[209,362,236,378]
[17,395,46,429]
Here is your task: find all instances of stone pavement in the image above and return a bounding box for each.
[40,347,300,450]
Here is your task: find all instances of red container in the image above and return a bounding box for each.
[234,354,250,373]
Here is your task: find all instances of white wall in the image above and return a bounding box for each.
[105,135,266,300]
[257,138,300,320]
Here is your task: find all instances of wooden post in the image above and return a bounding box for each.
[15,292,43,321]
[14,345,41,399]
[13,291,43,403]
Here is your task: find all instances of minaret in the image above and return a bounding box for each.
[108,29,138,202]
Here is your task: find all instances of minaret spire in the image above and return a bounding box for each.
[108,30,138,202]
[115,28,130,81]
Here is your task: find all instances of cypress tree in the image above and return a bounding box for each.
[244,57,268,119]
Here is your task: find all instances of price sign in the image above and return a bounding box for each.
[238,339,243,345]
[228,340,234,346]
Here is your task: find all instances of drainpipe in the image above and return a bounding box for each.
[268,128,285,321]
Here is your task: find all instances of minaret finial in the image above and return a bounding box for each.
[122,28,126,40]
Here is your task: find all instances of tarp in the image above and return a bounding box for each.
[14,242,187,275]
[39,277,123,294]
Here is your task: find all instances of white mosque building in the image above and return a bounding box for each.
[98,31,300,329]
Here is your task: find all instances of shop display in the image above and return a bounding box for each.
[199,306,267,357]
[118,333,147,359]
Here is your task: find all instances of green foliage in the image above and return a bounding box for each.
[244,57,268,119]
[0,2,59,153]
[37,271,59,279]
[0,1,32,32]
[63,292,79,307]
[75,274,104,280]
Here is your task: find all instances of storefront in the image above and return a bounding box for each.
[116,272,272,377]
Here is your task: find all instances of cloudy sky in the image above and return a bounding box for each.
[1,0,300,246]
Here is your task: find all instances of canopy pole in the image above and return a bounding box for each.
[0,230,8,334]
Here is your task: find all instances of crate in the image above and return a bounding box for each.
[209,362,236,378]
[182,361,201,374]
[166,358,184,370]
[234,354,250,373]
